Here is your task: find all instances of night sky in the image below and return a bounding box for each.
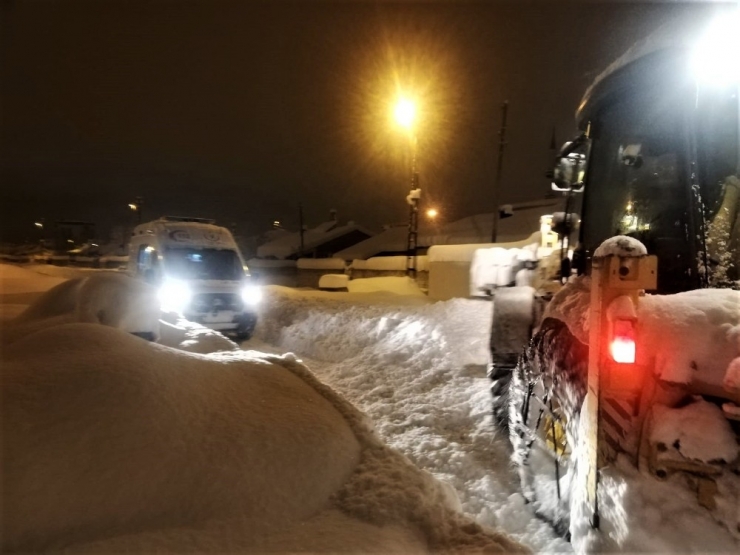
[0,1,718,243]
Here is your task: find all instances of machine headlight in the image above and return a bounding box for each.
[158,279,192,314]
[691,9,740,86]
[241,285,262,305]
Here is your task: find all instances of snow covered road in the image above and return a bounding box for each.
[247,284,570,553]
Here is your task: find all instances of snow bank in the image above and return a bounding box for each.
[1,324,361,551]
[0,263,66,295]
[639,289,740,388]
[347,276,425,296]
[5,273,161,346]
[1,276,527,553]
[157,313,239,353]
[352,255,429,272]
[352,256,406,271]
[649,399,739,464]
[254,286,569,552]
[318,273,349,290]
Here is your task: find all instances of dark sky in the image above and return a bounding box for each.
[0,0,720,243]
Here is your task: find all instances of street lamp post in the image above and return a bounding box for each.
[395,98,421,279]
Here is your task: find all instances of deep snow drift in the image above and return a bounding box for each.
[0,267,526,553]
[5,264,738,553]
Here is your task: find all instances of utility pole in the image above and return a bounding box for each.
[491,101,509,243]
[406,134,420,279]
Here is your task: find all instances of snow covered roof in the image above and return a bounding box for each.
[256,221,374,260]
[133,218,240,251]
[334,197,565,261]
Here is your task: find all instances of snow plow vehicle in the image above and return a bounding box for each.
[128,216,261,340]
[488,10,740,551]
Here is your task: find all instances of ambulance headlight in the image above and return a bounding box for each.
[158,279,192,313]
[241,285,262,305]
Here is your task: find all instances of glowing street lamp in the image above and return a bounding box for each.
[394,98,417,131]
[426,208,438,220]
[394,96,421,278]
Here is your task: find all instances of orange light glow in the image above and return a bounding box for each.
[394,98,417,131]
[610,320,636,364]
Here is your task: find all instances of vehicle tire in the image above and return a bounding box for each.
[234,330,253,342]
[489,287,536,430]
[508,317,588,538]
[489,360,516,430]
[232,314,257,342]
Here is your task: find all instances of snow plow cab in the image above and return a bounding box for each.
[491,10,740,550]
[127,217,261,340]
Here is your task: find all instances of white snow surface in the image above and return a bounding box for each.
[650,399,739,464]
[318,273,350,290]
[346,276,426,297]
[639,289,740,387]
[5,263,740,553]
[352,255,430,272]
[0,264,529,554]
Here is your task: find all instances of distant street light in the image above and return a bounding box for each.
[394,96,421,279]
[33,220,45,246]
[426,208,438,220]
[129,196,144,225]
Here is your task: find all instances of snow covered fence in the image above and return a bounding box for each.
[350,256,429,290]
[250,256,431,290]
[246,258,298,287]
[296,258,348,288]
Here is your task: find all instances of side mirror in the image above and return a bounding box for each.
[550,134,590,192]
[620,143,643,167]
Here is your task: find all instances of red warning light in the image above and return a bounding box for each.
[610,319,636,364]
